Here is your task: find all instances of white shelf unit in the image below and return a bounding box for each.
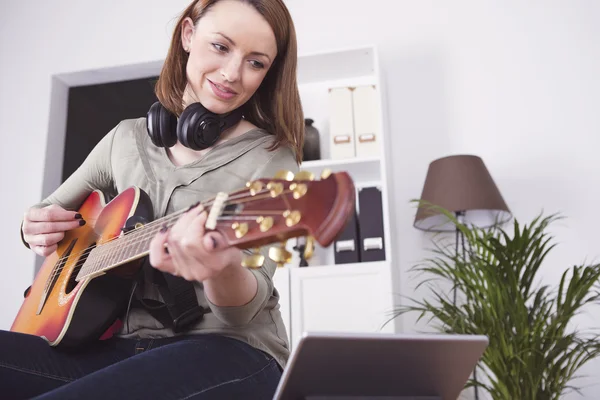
[272,45,397,350]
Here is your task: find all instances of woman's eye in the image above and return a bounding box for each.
[212,43,228,52]
[249,60,265,69]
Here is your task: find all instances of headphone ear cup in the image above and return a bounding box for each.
[177,102,220,151]
[147,101,177,148]
[220,107,244,132]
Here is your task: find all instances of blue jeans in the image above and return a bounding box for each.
[0,330,282,399]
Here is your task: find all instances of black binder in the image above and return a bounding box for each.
[357,186,386,262]
[333,207,360,264]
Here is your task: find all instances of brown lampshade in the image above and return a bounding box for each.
[414,155,512,231]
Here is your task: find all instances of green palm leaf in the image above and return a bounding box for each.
[389,204,600,399]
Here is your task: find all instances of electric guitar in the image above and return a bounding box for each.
[11,170,355,348]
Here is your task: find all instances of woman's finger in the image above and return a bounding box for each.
[22,220,85,236]
[202,231,223,252]
[25,205,82,223]
[24,232,65,247]
[33,244,58,257]
[170,203,205,237]
[180,209,208,249]
[148,227,174,273]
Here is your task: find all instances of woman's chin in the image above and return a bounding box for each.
[198,97,239,115]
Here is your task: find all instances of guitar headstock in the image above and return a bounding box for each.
[210,169,355,268]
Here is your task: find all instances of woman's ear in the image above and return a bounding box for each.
[180,17,195,52]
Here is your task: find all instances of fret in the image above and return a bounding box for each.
[125,229,143,260]
[140,227,155,253]
[84,220,181,278]
[85,247,99,275]
[134,229,149,256]
[95,242,111,274]
[118,236,131,263]
[133,232,143,256]
[114,241,127,267]
[81,243,100,278]
[105,241,119,271]
[99,241,113,273]
[123,233,139,261]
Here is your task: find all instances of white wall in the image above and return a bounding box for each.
[1,0,599,397]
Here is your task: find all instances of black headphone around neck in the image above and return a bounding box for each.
[146,101,244,151]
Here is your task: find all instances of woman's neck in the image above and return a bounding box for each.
[166,119,257,167]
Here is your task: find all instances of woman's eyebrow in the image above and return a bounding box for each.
[213,32,272,61]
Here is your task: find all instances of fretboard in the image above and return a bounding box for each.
[75,216,174,282]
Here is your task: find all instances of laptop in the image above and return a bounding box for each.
[273,331,488,400]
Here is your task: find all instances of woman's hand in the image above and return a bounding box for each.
[22,204,86,257]
[148,204,243,283]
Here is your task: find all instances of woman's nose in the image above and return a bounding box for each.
[221,57,242,82]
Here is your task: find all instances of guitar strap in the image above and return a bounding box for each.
[134,258,207,333]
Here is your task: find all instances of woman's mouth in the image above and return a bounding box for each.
[208,79,237,100]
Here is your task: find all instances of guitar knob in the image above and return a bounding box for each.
[304,236,315,260]
[274,170,295,181]
[245,180,264,196]
[289,183,307,199]
[231,222,249,238]
[321,168,332,179]
[242,248,265,269]
[283,210,301,227]
[267,182,284,197]
[294,170,315,181]
[268,243,292,268]
[256,216,274,232]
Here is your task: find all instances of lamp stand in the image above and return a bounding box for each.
[454,210,479,400]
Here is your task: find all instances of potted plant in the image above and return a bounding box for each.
[388,207,600,399]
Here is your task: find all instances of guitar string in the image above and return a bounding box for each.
[90,188,293,261]
[79,204,295,276]
[44,188,301,283]
[41,175,313,291]
[46,185,274,268]
[41,191,228,292]
[45,192,292,285]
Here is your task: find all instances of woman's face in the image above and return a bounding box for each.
[181,0,278,115]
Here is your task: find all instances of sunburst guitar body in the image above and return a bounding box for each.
[11,170,355,348]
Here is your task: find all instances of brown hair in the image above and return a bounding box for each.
[155,0,304,163]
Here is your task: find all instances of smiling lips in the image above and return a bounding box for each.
[208,79,237,100]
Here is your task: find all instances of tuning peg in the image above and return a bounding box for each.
[289,182,307,199]
[242,248,265,269]
[321,168,332,179]
[294,170,315,181]
[231,222,248,238]
[267,182,284,197]
[274,170,295,181]
[269,242,292,268]
[283,210,301,227]
[246,180,264,196]
[256,216,274,232]
[304,236,315,260]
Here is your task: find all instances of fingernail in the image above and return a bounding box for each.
[74,213,82,219]
[79,220,86,226]
[160,224,168,233]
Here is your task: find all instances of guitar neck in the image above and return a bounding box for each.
[74,171,355,281]
[76,214,175,281]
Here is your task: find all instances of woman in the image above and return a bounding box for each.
[4,0,303,398]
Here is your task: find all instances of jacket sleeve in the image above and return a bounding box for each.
[206,145,299,326]
[20,123,119,248]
